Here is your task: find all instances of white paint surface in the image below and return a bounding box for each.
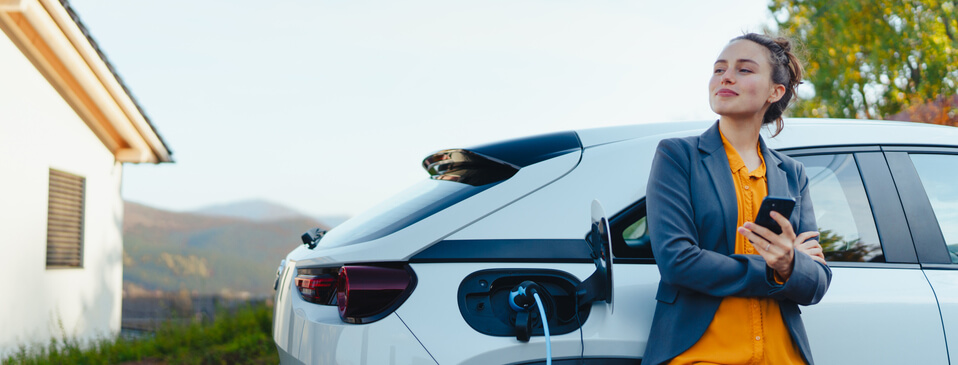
[0,31,124,354]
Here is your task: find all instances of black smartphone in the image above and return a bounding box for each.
[753,196,796,235]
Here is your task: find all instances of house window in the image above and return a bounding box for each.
[46,169,85,268]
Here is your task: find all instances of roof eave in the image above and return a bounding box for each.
[0,0,172,163]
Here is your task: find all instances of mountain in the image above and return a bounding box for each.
[194,199,350,228]
[123,201,330,298]
[194,199,314,221]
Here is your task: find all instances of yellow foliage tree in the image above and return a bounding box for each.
[771,0,958,124]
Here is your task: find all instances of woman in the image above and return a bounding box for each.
[642,33,831,365]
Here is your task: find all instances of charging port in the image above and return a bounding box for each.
[457,269,589,337]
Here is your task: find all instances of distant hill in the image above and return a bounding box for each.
[194,199,350,228]
[123,201,330,298]
[194,200,313,221]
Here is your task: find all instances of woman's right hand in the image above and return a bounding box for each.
[795,239,826,266]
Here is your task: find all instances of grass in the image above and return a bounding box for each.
[3,302,277,365]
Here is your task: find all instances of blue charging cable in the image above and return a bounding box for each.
[533,292,552,365]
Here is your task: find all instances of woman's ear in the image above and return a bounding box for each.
[768,84,786,104]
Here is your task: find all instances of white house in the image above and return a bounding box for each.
[0,0,172,354]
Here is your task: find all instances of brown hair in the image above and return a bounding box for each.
[731,33,804,136]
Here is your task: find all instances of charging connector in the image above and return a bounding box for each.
[509,280,553,365]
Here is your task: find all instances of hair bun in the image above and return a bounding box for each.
[773,37,792,53]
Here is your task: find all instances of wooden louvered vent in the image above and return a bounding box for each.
[46,169,85,268]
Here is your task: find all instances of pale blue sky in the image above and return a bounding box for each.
[69,0,772,218]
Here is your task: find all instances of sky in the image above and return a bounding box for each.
[67,0,773,219]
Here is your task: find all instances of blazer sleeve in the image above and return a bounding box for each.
[772,162,832,305]
[647,139,783,298]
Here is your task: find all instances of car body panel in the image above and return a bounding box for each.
[449,135,663,240]
[575,120,712,148]
[574,119,958,152]
[922,269,958,365]
[396,262,660,364]
[802,266,947,364]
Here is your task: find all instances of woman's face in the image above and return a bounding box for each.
[709,40,784,120]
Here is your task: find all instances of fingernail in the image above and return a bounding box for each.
[743,222,752,229]
[737,227,747,234]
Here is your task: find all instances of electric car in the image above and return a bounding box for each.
[273,119,958,364]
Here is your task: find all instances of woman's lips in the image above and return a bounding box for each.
[716,88,738,96]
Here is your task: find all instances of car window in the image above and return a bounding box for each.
[623,217,648,243]
[908,154,958,263]
[795,154,884,262]
[612,154,885,262]
[611,203,652,260]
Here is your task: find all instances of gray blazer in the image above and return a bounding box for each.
[642,122,832,365]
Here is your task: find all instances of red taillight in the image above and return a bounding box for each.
[295,264,417,324]
[294,274,338,305]
[336,265,417,324]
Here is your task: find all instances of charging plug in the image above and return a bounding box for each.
[510,281,549,342]
[509,281,544,312]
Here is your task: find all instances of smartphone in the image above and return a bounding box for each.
[753,196,796,235]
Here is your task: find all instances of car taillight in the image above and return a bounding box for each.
[296,264,417,324]
[337,265,417,324]
[294,273,338,305]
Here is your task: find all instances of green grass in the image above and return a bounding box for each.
[3,302,277,365]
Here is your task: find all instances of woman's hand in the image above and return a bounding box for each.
[737,211,820,281]
[795,239,827,266]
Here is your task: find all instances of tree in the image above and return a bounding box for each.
[770,0,958,124]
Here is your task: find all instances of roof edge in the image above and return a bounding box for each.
[0,0,172,163]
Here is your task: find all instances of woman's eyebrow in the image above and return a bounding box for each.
[714,59,760,66]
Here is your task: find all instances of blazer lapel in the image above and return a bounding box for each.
[698,122,737,255]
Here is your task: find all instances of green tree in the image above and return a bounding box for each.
[770,0,958,123]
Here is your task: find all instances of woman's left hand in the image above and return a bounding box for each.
[738,211,820,281]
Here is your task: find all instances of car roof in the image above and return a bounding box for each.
[575,118,958,150]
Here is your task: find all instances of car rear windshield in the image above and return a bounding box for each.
[320,179,493,248]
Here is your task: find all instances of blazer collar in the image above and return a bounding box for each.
[698,121,787,253]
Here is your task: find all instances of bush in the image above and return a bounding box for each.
[3,302,277,365]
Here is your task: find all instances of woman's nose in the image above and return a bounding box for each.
[721,71,734,84]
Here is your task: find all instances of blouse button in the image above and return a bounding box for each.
[755,336,761,341]
[744,185,750,190]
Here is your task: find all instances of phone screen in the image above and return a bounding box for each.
[753,196,796,235]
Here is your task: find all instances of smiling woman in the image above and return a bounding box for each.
[643,33,831,365]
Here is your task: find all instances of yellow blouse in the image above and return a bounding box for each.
[668,132,805,365]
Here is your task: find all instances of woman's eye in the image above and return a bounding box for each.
[739,68,753,73]
[713,68,724,74]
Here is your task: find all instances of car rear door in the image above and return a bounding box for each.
[611,146,949,364]
[884,147,958,365]
[787,148,947,364]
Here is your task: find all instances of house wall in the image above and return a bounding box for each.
[0,30,124,353]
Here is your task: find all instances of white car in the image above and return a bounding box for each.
[273,119,958,365]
